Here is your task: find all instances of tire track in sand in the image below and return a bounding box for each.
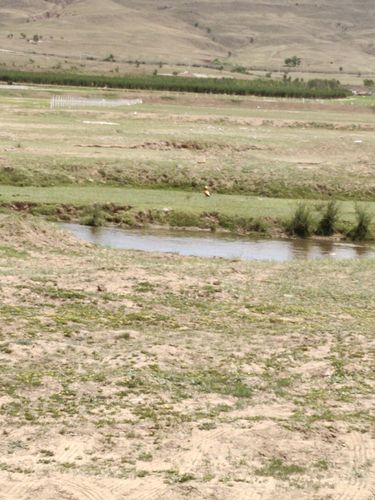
[178,426,231,471]
[346,431,375,468]
[127,486,171,500]
[109,478,170,500]
[3,478,114,500]
[54,478,117,500]
[2,479,40,500]
[335,432,375,500]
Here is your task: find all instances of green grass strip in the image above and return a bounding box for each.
[0,185,373,223]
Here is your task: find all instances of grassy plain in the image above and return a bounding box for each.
[1,86,375,200]
[0,214,374,499]
[0,83,375,499]
[1,84,375,236]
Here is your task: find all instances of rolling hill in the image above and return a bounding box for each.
[1,0,375,74]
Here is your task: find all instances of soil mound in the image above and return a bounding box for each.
[0,214,86,250]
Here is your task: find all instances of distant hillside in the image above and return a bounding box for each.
[1,0,375,74]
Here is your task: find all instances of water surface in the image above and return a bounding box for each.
[60,223,375,262]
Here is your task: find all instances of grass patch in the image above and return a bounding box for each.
[167,471,196,483]
[0,246,28,258]
[32,286,87,301]
[163,370,253,398]
[255,458,305,479]
[169,211,202,228]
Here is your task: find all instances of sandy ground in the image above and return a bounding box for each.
[0,215,374,499]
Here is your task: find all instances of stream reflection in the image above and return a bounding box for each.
[60,224,375,262]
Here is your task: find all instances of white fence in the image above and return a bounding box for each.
[50,96,143,109]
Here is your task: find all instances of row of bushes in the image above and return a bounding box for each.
[0,69,350,98]
[287,201,372,241]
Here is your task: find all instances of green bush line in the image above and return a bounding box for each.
[0,69,350,98]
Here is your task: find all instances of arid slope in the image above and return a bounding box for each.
[1,0,375,72]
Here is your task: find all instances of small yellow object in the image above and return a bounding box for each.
[204,185,211,197]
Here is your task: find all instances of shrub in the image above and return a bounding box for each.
[286,204,313,238]
[348,205,372,241]
[284,56,301,67]
[83,205,104,227]
[316,200,339,236]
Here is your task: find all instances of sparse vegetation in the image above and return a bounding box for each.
[0,213,373,497]
[255,458,305,479]
[0,1,375,496]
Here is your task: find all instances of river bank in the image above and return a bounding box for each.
[1,186,374,242]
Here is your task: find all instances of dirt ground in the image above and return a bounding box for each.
[0,215,374,499]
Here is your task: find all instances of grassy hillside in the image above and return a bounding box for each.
[1,0,375,76]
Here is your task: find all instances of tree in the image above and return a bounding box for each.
[284,56,301,67]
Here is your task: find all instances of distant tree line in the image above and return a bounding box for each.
[0,69,350,98]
